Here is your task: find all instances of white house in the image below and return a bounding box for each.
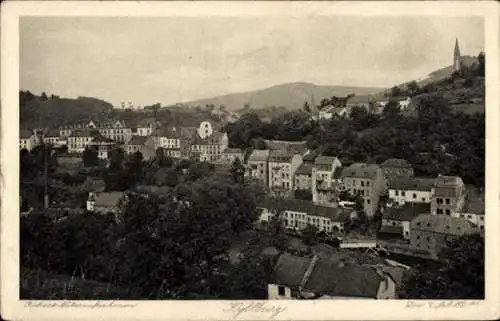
[20,129,36,151]
[268,150,303,193]
[388,177,435,206]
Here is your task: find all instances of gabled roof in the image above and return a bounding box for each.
[20,129,33,139]
[383,203,431,222]
[389,177,435,191]
[191,131,227,145]
[273,253,314,288]
[295,163,313,176]
[269,150,295,163]
[381,158,413,169]
[265,139,308,155]
[258,198,351,222]
[248,149,270,162]
[302,150,318,162]
[93,192,125,208]
[379,225,404,235]
[411,214,476,235]
[69,129,94,138]
[314,156,338,166]
[222,148,243,155]
[303,260,382,298]
[342,163,380,179]
[127,136,149,145]
[434,175,463,188]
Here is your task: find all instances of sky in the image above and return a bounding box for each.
[20,16,484,107]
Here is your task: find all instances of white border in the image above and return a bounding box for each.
[2,1,499,320]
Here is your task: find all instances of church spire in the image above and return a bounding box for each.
[453,38,462,72]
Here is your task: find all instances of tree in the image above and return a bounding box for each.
[320,98,330,108]
[382,100,401,119]
[400,234,484,299]
[294,189,312,201]
[230,158,245,184]
[301,224,318,246]
[82,146,99,167]
[390,86,402,97]
[303,101,311,113]
[40,92,48,101]
[407,80,420,95]
[155,148,173,168]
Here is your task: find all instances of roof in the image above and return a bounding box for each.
[223,148,243,155]
[411,214,476,235]
[127,136,149,145]
[69,129,94,138]
[273,253,314,288]
[342,163,380,179]
[314,156,338,166]
[137,118,160,128]
[381,158,413,169]
[269,150,295,163]
[383,203,431,221]
[295,163,313,176]
[434,175,463,188]
[379,225,404,235]
[191,131,226,145]
[258,198,351,222]
[93,192,124,208]
[20,129,33,139]
[333,167,344,179]
[389,177,435,191]
[433,187,459,198]
[264,139,308,155]
[303,260,382,298]
[302,150,318,162]
[248,149,270,162]
[44,128,60,138]
[159,126,198,139]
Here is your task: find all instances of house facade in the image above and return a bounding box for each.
[126,136,156,160]
[388,177,435,205]
[218,148,245,165]
[410,214,476,255]
[453,194,485,233]
[87,120,132,144]
[155,126,196,159]
[68,129,94,153]
[246,149,270,186]
[380,203,431,240]
[340,163,386,216]
[20,129,36,151]
[431,175,466,216]
[294,163,313,191]
[258,198,351,234]
[191,131,229,163]
[268,151,303,194]
[312,156,342,204]
[136,118,160,136]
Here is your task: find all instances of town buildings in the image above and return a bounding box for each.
[87,120,132,144]
[258,198,351,234]
[268,253,397,300]
[294,163,313,191]
[268,150,303,194]
[388,177,435,205]
[68,129,95,153]
[340,163,386,216]
[154,126,196,159]
[136,118,160,136]
[191,132,229,162]
[380,203,431,240]
[409,214,476,255]
[380,158,414,185]
[218,148,245,165]
[126,136,156,160]
[430,175,466,216]
[86,191,126,215]
[312,156,342,204]
[246,149,271,186]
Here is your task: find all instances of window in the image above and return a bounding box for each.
[361,181,365,187]
[278,285,286,296]
[445,209,450,215]
[395,191,399,196]
[436,209,443,215]
[416,235,420,239]
[366,181,370,187]
[445,198,450,205]
[401,191,406,197]
[421,197,426,202]
[413,193,417,199]
[366,199,371,205]
[437,198,443,204]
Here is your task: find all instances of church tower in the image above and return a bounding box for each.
[453,38,462,73]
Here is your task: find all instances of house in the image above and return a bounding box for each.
[41,128,61,145]
[218,148,245,165]
[87,191,126,215]
[126,135,156,160]
[410,214,477,256]
[318,105,351,120]
[87,119,132,144]
[388,177,435,206]
[268,253,396,300]
[380,203,431,240]
[395,97,411,110]
[258,198,351,234]
[312,156,342,204]
[87,136,117,160]
[430,175,466,216]
[155,126,196,158]
[246,149,270,186]
[136,118,161,136]
[294,163,313,191]
[453,188,485,232]
[318,105,335,120]
[264,139,308,156]
[268,150,303,194]
[20,129,36,151]
[380,158,414,185]
[68,129,95,153]
[191,131,229,163]
[340,163,386,216]
[302,150,318,165]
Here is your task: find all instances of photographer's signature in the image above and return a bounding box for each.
[406,300,481,309]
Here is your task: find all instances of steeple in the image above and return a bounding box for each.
[453,38,462,72]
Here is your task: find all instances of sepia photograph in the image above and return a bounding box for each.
[2,1,500,320]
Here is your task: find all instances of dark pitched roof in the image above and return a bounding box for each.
[223,148,243,155]
[379,225,404,235]
[342,163,380,179]
[127,136,149,145]
[383,203,431,221]
[411,214,476,235]
[314,156,338,166]
[269,150,295,163]
[434,175,463,188]
[69,129,94,137]
[20,129,33,139]
[248,149,270,162]
[389,177,435,191]
[381,158,413,169]
[303,260,382,298]
[273,253,313,288]
[295,163,313,176]
[258,198,351,222]
[302,150,318,162]
[264,139,308,155]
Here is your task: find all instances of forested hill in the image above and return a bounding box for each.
[20,91,114,129]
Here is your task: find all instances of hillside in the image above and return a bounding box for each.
[180,82,384,111]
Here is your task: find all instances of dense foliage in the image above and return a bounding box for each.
[400,234,484,299]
